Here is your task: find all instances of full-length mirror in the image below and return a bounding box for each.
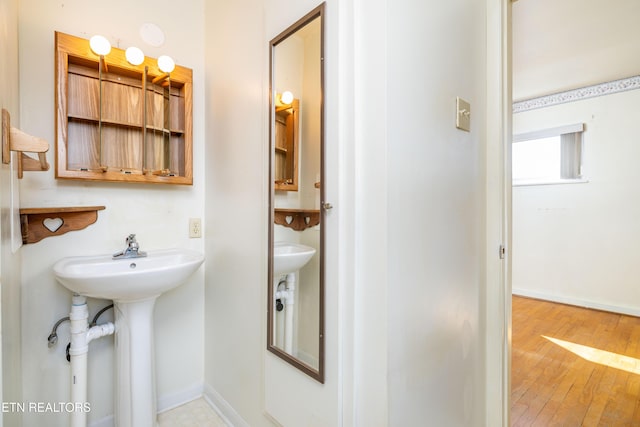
[267,3,325,382]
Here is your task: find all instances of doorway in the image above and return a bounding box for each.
[510,0,640,425]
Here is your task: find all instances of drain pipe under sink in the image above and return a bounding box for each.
[69,294,115,427]
[274,273,296,354]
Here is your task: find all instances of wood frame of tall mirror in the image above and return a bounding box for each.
[267,3,325,383]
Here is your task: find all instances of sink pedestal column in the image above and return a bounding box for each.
[114,297,159,427]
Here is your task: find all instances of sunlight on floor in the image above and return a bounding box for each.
[543,335,640,375]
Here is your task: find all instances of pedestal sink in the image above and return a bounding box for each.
[53,248,204,427]
[273,242,316,276]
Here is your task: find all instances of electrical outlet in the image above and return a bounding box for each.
[189,218,202,238]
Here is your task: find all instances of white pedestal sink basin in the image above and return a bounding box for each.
[54,248,205,302]
[273,242,316,276]
[53,248,204,427]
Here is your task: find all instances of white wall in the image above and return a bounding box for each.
[0,0,23,425]
[16,1,205,425]
[384,0,487,425]
[344,0,388,423]
[203,0,273,425]
[513,89,640,315]
[512,0,640,100]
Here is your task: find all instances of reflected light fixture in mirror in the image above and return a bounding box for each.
[280,90,294,105]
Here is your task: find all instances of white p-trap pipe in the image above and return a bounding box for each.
[68,295,115,427]
[283,273,295,354]
[274,273,296,354]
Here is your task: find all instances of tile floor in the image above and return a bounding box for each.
[158,397,229,427]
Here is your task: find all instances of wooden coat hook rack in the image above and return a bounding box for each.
[2,108,50,178]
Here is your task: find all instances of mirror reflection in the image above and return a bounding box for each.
[274,94,299,190]
[268,3,324,383]
[144,72,174,175]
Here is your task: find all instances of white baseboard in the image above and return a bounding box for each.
[88,382,205,427]
[203,382,249,427]
[512,288,640,317]
[157,381,204,413]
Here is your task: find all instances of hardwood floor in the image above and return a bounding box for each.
[511,296,640,426]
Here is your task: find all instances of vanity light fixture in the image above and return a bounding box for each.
[90,35,111,73]
[90,35,175,77]
[157,55,175,73]
[125,46,145,66]
[280,90,294,105]
[89,35,111,56]
[153,55,175,84]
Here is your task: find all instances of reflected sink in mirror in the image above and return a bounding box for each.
[273,242,316,277]
[53,248,204,302]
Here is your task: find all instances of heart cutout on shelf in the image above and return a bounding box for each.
[285,215,294,224]
[43,217,64,233]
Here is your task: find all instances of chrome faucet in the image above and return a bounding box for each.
[113,234,147,259]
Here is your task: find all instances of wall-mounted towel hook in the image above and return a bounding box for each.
[2,108,50,178]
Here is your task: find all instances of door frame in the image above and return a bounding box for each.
[485,0,512,425]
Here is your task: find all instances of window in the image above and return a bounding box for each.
[513,123,585,185]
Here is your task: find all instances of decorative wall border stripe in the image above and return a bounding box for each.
[513,75,640,113]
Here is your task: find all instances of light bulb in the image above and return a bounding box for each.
[157,55,175,73]
[125,46,145,66]
[281,91,294,105]
[89,35,111,56]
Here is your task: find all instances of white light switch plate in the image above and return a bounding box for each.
[456,97,471,132]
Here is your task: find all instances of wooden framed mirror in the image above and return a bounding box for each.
[267,3,325,382]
